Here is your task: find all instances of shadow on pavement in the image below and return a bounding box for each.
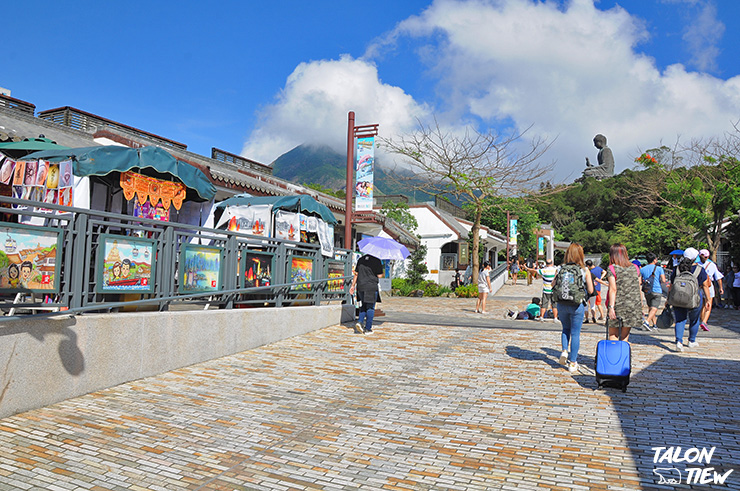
[609,355,740,488]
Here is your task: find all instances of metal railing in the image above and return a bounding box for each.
[0,196,352,322]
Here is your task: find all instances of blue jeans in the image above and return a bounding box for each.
[358,291,377,331]
[558,302,585,363]
[674,300,702,343]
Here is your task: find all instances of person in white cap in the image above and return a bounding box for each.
[697,248,723,331]
[669,247,711,352]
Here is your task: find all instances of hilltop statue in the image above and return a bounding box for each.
[582,134,614,180]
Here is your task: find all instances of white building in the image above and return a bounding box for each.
[404,202,507,288]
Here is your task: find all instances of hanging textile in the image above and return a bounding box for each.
[120,170,187,210]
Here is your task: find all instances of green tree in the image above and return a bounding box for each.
[382,119,553,283]
[406,243,428,285]
[378,201,418,234]
[473,196,541,259]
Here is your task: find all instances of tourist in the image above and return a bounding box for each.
[554,243,594,373]
[670,248,711,351]
[640,253,667,330]
[349,253,384,334]
[605,244,642,342]
[523,258,558,321]
[697,249,723,331]
[475,261,493,314]
[505,297,541,320]
[509,258,519,285]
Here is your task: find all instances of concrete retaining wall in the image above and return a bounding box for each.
[0,304,354,419]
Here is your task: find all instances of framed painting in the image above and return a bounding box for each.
[96,234,156,293]
[326,261,346,292]
[289,255,314,291]
[178,244,224,293]
[241,251,274,288]
[0,223,63,294]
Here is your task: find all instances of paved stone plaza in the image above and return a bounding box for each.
[1,280,739,490]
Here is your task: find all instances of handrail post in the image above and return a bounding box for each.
[69,213,88,310]
[224,234,238,309]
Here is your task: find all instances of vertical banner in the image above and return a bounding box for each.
[354,136,375,211]
[538,236,545,256]
[508,218,518,246]
[508,218,518,257]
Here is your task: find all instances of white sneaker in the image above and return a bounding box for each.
[676,341,684,352]
[559,351,568,366]
[688,341,699,348]
[354,323,364,334]
[568,361,579,373]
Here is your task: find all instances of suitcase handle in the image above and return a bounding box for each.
[605,316,623,339]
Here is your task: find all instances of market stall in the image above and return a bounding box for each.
[13,145,216,226]
[213,194,338,257]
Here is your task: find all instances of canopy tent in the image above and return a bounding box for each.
[0,137,69,160]
[22,145,216,202]
[215,194,338,224]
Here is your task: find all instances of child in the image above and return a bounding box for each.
[506,297,542,320]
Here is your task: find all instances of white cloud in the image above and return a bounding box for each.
[241,55,430,164]
[368,0,740,178]
[243,0,740,181]
[681,1,725,72]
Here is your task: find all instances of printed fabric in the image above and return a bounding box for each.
[606,264,643,328]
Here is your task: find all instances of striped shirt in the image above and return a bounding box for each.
[537,266,558,294]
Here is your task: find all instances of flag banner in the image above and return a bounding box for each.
[354,136,375,211]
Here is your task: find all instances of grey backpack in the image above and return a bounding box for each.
[552,264,586,305]
[667,267,701,309]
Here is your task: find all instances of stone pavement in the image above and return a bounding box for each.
[1,279,739,490]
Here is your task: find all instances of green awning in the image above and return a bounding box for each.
[0,137,69,160]
[216,194,338,224]
[22,145,216,202]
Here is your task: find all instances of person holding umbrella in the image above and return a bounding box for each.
[350,253,384,334]
[350,236,409,334]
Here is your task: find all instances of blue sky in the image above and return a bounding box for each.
[3,0,740,180]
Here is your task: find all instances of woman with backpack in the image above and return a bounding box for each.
[553,243,594,373]
[605,244,642,342]
[668,248,711,352]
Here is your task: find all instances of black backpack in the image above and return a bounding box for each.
[641,265,657,294]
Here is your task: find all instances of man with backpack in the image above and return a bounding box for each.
[667,248,711,352]
[640,253,667,330]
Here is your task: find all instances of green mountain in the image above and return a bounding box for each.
[271,144,432,200]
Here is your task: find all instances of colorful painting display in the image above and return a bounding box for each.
[97,234,155,293]
[289,256,313,291]
[275,210,300,242]
[354,136,375,211]
[217,204,272,237]
[0,224,62,293]
[326,261,345,292]
[2,159,74,211]
[133,198,170,222]
[178,245,222,293]
[242,251,273,288]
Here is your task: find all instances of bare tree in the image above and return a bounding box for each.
[381,119,554,283]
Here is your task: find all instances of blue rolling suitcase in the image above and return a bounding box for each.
[595,317,631,392]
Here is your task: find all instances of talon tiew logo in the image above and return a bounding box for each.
[652,446,734,486]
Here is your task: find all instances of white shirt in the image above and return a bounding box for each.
[701,259,723,297]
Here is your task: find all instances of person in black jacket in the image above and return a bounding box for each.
[349,253,384,334]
